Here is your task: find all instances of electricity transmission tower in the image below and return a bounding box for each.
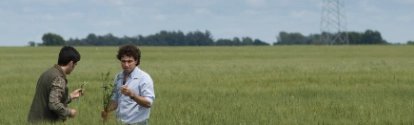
[320,0,349,45]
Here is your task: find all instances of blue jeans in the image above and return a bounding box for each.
[124,119,148,125]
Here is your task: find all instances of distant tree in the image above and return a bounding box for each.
[86,33,98,45]
[241,37,253,45]
[66,38,85,46]
[199,30,215,46]
[170,31,185,46]
[347,31,362,44]
[361,30,388,44]
[232,37,241,46]
[275,32,307,45]
[42,33,65,46]
[272,30,391,45]
[102,33,122,45]
[185,30,214,46]
[407,40,414,45]
[215,39,233,46]
[253,39,269,46]
[276,31,288,45]
[307,34,322,45]
[28,41,36,46]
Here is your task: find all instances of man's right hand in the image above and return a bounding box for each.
[101,110,108,119]
[70,109,77,117]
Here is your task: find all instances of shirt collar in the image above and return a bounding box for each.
[54,64,66,79]
[122,66,139,79]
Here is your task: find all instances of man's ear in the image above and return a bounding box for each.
[69,61,75,66]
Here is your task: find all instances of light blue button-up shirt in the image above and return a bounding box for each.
[112,66,155,124]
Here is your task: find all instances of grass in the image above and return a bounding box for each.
[1,46,414,124]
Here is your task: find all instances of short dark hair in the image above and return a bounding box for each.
[58,46,81,66]
[117,44,141,66]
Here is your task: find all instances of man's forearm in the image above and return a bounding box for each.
[131,94,151,108]
[49,76,72,117]
[106,101,118,112]
[49,101,72,117]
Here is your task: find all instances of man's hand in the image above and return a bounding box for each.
[70,88,85,99]
[101,110,109,120]
[120,85,133,97]
[70,109,77,117]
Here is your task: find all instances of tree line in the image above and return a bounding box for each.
[274,30,389,45]
[34,30,269,46]
[31,29,411,46]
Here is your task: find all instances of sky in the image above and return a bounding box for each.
[0,0,413,46]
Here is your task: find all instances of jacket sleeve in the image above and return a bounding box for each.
[49,76,72,118]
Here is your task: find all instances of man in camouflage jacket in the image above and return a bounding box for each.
[28,46,84,123]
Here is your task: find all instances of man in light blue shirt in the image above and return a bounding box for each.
[102,44,155,125]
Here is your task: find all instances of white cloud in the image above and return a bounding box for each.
[30,12,83,21]
[243,9,260,15]
[396,0,414,4]
[0,9,7,15]
[119,7,141,22]
[245,0,267,7]
[364,6,381,13]
[65,12,84,19]
[42,14,54,21]
[88,0,124,6]
[290,10,317,19]
[181,0,219,7]
[21,7,36,13]
[112,0,124,6]
[96,20,121,27]
[273,0,297,7]
[359,0,381,13]
[19,0,73,5]
[153,14,167,21]
[195,8,211,15]
[396,15,413,22]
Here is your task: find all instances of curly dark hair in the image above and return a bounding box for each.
[116,44,141,66]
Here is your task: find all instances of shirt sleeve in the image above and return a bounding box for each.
[111,74,121,101]
[49,76,72,118]
[141,74,155,105]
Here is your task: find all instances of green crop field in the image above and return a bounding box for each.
[1,46,414,125]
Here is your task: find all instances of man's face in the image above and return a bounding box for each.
[66,61,77,74]
[120,55,137,73]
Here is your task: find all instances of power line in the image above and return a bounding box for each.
[320,0,349,45]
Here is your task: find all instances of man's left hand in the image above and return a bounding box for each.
[120,85,133,96]
[70,88,85,99]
